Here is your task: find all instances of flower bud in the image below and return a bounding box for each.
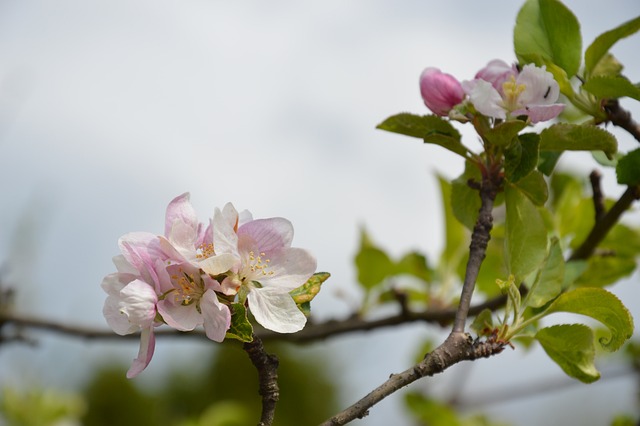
[419,67,465,116]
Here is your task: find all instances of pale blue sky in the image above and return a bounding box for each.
[0,1,639,424]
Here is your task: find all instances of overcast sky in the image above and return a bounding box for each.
[1,1,639,424]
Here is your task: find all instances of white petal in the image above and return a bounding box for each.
[157,299,202,331]
[248,287,307,333]
[127,327,155,378]
[467,79,506,119]
[199,253,238,275]
[257,248,317,290]
[213,206,240,256]
[164,192,197,237]
[201,290,231,342]
[103,294,137,335]
[238,218,293,251]
[119,280,158,327]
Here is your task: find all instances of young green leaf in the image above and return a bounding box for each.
[470,308,494,335]
[527,237,564,308]
[616,148,640,185]
[483,120,527,147]
[505,183,548,280]
[545,287,634,351]
[437,176,468,271]
[354,229,394,289]
[225,303,254,342]
[538,151,562,176]
[512,170,548,206]
[395,251,432,282]
[514,0,582,77]
[535,324,600,383]
[451,162,482,231]
[505,133,540,183]
[290,272,330,304]
[376,113,468,158]
[582,76,640,101]
[540,123,617,160]
[585,16,640,77]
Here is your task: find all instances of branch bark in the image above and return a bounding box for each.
[243,334,280,426]
[604,99,640,143]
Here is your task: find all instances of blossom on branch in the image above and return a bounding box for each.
[213,203,317,333]
[463,62,564,123]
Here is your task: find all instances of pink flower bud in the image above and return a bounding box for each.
[419,67,465,116]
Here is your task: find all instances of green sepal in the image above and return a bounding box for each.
[582,75,640,101]
[376,113,468,158]
[539,123,617,160]
[545,287,634,351]
[535,324,600,383]
[585,16,640,77]
[225,303,254,343]
[514,0,582,77]
[290,272,330,304]
[616,148,640,185]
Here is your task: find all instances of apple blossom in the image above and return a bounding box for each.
[463,63,564,123]
[419,67,465,116]
[157,262,231,342]
[212,203,317,333]
[474,59,518,94]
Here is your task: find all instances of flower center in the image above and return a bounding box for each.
[248,251,274,277]
[195,243,214,259]
[502,76,526,110]
[170,270,204,305]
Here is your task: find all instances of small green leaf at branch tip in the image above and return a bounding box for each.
[545,287,634,351]
[585,16,640,77]
[616,148,640,186]
[535,324,600,383]
[582,76,640,101]
[539,123,617,160]
[514,0,582,77]
[470,309,494,336]
[290,272,330,304]
[225,303,254,342]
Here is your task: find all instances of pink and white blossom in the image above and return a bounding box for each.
[213,203,317,333]
[463,64,564,123]
[419,67,465,116]
[474,59,518,94]
[157,262,231,342]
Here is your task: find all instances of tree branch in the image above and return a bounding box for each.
[319,332,506,425]
[589,170,605,222]
[604,99,640,143]
[243,334,280,426]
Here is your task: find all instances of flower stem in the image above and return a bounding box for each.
[243,334,280,426]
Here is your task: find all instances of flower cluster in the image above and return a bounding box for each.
[419,59,564,123]
[101,193,317,377]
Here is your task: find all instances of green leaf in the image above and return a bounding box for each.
[376,113,468,158]
[354,229,394,289]
[395,251,432,282]
[505,133,540,183]
[539,123,617,159]
[451,162,482,231]
[512,170,548,206]
[585,16,640,77]
[437,176,468,271]
[514,0,582,77]
[484,120,527,147]
[470,308,494,335]
[405,393,462,426]
[290,272,330,304]
[616,148,640,185]
[225,303,254,342]
[582,75,640,101]
[538,151,562,176]
[535,324,600,383]
[545,287,634,351]
[505,183,548,280]
[589,53,623,78]
[527,237,564,308]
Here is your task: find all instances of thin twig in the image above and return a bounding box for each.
[589,170,606,222]
[604,99,640,143]
[243,334,280,426]
[319,332,506,425]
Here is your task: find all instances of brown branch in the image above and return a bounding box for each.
[319,332,506,425]
[453,171,501,332]
[589,170,606,222]
[0,293,511,345]
[604,99,640,143]
[243,334,280,426]
[570,184,640,261]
